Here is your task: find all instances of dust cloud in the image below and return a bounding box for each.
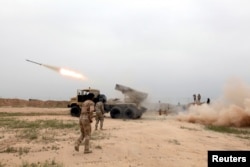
[176,78,250,127]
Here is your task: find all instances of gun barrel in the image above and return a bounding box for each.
[26,59,42,66]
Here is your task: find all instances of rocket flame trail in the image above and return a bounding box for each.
[60,68,87,80]
[26,59,87,81]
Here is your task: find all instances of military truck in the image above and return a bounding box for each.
[67,88,106,117]
[105,84,147,119]
[68,84,148,119]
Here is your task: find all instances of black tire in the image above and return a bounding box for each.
[136,111,142,119]
[124,107,137,119]
[110,107,122,119]
[70,106,81,117]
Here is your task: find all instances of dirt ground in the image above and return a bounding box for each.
[0,107,249,167]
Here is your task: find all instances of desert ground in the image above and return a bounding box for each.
[0,105,249,167]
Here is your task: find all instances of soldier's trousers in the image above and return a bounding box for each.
[75,118,91,151]
[95,112,104,130]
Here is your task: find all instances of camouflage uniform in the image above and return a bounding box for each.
[75,100,95,153]
[95,101,105,130]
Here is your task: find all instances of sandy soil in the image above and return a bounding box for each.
[0,107,249,167]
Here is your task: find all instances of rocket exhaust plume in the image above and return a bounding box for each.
[26,59,87,80]
[176,78,250,127]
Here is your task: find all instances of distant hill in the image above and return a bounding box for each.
[0,98,69,108]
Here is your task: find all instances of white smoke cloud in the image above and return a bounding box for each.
[176,78,250,127]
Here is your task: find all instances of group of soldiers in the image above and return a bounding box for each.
[193,94,210,105]
[74,93,105,154]
[75,93,210,153]
[158,93,211,115]
[193,94,201,104]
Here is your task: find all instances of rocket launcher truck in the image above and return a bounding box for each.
[68,84,148,119]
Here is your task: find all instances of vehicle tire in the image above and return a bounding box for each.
[124,107,137,119]
[70,106,81,117]
[136,112,142,119]
[110,107,122,119]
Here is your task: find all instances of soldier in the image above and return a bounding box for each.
[95,99,105,130]
[193,94,196,103]
[207,98,210,104]
[75,93,95,154]
[197,94,201,103]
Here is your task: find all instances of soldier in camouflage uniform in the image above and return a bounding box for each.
[197,94,201,104]
[75,93,95,154]
[95,101,105,130]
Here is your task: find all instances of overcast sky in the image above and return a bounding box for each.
[1,0,250,104]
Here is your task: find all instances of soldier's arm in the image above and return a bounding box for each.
[101,102,105,114]
[88,102,95,122]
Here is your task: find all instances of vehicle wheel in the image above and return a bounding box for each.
[71,106,81,117]
[136,112,142,119]
[124,107,137,119]
[110,107,122,119]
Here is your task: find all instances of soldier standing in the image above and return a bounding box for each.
[75,93,95,154]
[197,94,201,103]
[193,94,196,103]
[158,101,162,115]
[95,100,105,130]
[207,98,210,104]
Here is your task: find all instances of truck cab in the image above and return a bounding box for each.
[68,88,106,116]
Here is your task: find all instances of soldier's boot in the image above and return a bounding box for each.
[74,139,81,152]
[84,150,92,154]
[74,144,79,152]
